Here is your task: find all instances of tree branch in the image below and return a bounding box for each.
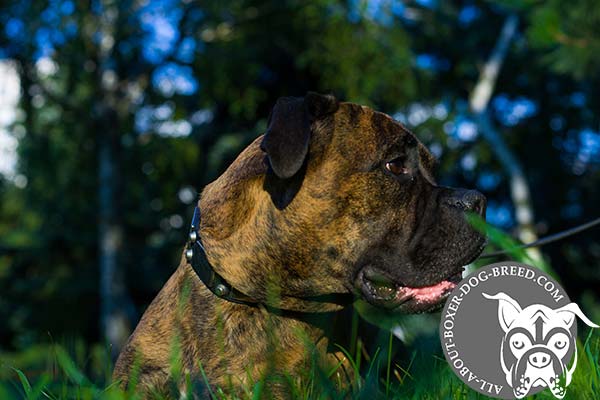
[468,14,542,263]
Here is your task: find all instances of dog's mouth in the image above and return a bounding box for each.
[356,267,463,313]
[355,241,485,313]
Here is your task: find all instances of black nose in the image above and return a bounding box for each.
[445,189,486,216]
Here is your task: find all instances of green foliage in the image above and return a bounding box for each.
[493,0,600,78]
[1,0,600,398]
[525,0,600,79]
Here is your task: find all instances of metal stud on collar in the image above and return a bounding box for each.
[214,284,229,297]
[186,207,236,302]
[186,216,199,261]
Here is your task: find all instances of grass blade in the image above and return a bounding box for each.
[12,368,32,398]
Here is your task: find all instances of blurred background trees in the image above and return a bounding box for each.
[0,0,599,365]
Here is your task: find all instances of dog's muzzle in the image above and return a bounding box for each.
[509,345,568,399]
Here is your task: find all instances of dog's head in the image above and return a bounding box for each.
[199,92,486,312]
[484,292,599,399]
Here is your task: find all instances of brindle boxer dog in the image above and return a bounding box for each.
[113,92,487,398]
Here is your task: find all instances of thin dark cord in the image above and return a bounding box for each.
[480,216,600,259]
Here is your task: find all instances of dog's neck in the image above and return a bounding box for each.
[188,224,353,313]
[181,263,354,390]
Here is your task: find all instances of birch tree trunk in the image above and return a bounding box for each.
[469,15,542,262]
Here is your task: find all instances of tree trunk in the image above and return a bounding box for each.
[95,0,136,358]
[97,116,131,358]
[469,15,542,263]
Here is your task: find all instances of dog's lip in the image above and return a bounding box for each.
[356,238,486,312]
[357,267,462,311]
[532,377,545,386]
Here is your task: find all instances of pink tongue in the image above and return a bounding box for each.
[402,280,456,303]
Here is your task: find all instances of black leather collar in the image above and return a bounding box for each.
[185,206,354,311]
[185,206,259,306]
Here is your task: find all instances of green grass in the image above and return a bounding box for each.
[1,215,599,399]
[1,327,599,399]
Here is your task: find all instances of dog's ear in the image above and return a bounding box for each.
[483,292,522,332]
[555,303,600,328]
[261,92,338,179]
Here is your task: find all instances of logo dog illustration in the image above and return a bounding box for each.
[483,292,599,399]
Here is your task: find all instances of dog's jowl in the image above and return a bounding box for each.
[113,92,487,397]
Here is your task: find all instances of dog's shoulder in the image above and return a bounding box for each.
[113,262,205,390]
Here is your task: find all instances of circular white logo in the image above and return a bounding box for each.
[440,262,599,399]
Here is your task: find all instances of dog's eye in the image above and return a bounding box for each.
[548,332,569,352]
[510,332,531,353]
[554,340,566,350]
[512,340,524,350]
[385,158,409,176]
